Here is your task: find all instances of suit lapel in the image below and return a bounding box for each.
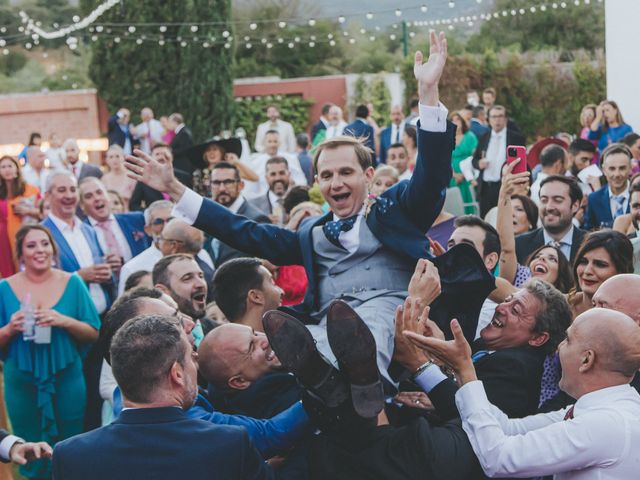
[43,218,80,272]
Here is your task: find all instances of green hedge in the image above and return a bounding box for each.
[234,94,314,143]
[401,52,606,141]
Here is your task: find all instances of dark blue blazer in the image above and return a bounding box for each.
[188,123,455,316]
[584,184,629,230]
[107,114,133,149]
[470,119,490,139]
[310,119,327,143]
[344,119,376,163]
[42,216,113,309]
[84,212,150,259]
[379,123,405,164]
[52,407,273,480]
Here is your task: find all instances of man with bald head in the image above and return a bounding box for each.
[408,308,640,479]
[199,323,301,419]
[593,273,640,324]
[63,138,102,180]
[22,146,50,191]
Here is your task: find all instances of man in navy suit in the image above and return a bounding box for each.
[344,104,376,166]
[79,177,149,272]
[379,104,406,164]
[126,33,453,394]
[310,103,332,144]
[107,108,134,155]
[52,315,273,480]
[62,139,102,181]
[584,143,633,230]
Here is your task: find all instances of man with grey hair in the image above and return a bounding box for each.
[53,315,273,480]
[118,200,173,296]
[42,170,113,314]
[22,146,50,192]
[63,138,102,180]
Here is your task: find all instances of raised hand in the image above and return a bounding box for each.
[414,31,448,106]
[404,319,477,385]
[125,149,186,201]
[393,299,432,372]
[499,158,530,199]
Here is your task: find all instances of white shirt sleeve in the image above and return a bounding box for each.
[418,102,449,133]
[413,365,448,393]
[99,359,117,403]
[0,434,23,462]
[456,381,623,478]
[171,188,204,226]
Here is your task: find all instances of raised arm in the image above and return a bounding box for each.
[125,149,302,265]
[399,31,455,231]
[496,160,530,284]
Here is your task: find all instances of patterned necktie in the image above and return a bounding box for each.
[96,219,123,259]
[323,216,358,249]
[615,195,626,218]
[563,406,574,421]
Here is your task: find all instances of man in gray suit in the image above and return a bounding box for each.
[207,162,270,268]
[248,156,293,224]
[63,138,103,180]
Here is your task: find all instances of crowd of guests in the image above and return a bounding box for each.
[0,31,639,479]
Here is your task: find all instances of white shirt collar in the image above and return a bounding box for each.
[268,190,283,207]
[175,123,185,134]
[608,183,630,200]
[88,213,116,226]
[228,195,245,214]
[574,384,634,414]
[543,225,574,246]
[48,212,79,232]
[491,128,506,138]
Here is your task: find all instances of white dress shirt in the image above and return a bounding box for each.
[398,169,412,181]
[21,164,50,192]
[608,184,630,220]
[0,434,23,462]
[135,118,164,154]
[88,214,134,263]
[254,119,296,153]
[456,381,640,479]
[389,122,406,145]
[48,213,108,314]
[543,226,574,261]
[325,121,348,140]
[483,129,507,182]
[173,103,449,251]
[45,147,66,170]
[530,172,549,206]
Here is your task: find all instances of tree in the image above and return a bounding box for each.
[467,0,604,53]
[81,0,234,142]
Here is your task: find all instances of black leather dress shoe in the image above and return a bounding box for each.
[326,300,384,419]
[262,310,349,408]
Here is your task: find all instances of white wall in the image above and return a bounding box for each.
[606,0,640,131]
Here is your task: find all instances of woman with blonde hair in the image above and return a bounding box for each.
[101,145,136,209]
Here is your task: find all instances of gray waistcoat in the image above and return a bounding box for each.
[312,218,415,312]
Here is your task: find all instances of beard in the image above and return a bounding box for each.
[174,293,205,320]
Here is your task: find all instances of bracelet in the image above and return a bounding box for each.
[411,360,435,382]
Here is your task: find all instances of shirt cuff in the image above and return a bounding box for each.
[418,102,448,133]
[455,380,490,419]
[0,435,23,462]
[414,365,448,393]
[171,188,203,226]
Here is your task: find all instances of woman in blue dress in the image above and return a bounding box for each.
[588,100,633,152]
[0,224,100,478]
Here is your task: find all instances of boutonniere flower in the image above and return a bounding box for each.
[364,193,377,218]
[364,193,392,219]
[132,230,146,242]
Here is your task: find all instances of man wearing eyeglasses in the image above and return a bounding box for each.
[207,163,270,268]
[472,105,526,217]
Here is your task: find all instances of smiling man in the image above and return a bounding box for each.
[152,254,208,321]
[584,143,633,229]
[125,32,454,413]
[516,175,587,263]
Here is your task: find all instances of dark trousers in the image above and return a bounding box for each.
[307,418,485,480]
[478,179,501,218]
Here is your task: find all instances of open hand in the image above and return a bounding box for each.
[393,299,432,372]
[125,149,184,199]
[404,319,476,385]
[414,31,447,106]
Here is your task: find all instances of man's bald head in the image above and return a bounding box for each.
[198,323,281,392]
[559,308,640,398]
[593,274,640,325]
[160,219,204,256]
